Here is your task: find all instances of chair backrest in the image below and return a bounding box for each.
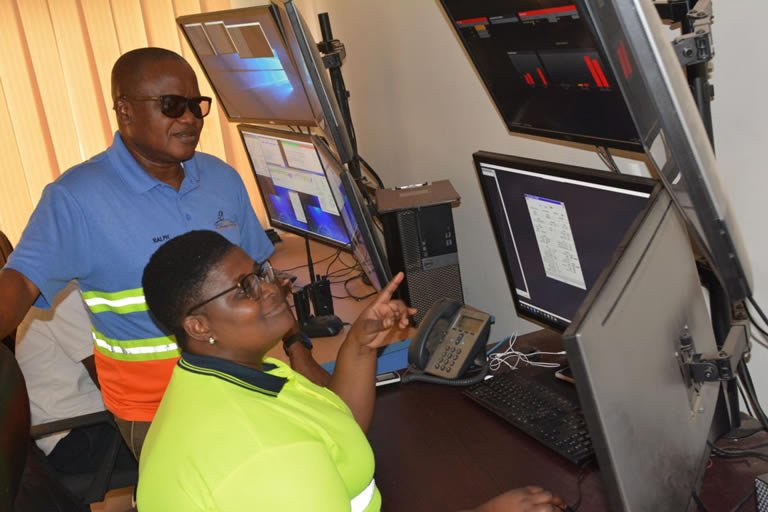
[0,344,90,512]
[0,231,16,353]
[0,231,12,265]
[0,344,31,511]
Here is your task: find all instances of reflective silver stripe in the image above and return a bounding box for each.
[93,334,178,355]
[351,479,375,512]
[84,296,145,308]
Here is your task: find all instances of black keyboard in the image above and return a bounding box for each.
[464,371,595,465]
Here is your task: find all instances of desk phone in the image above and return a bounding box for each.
[406,298,492,383]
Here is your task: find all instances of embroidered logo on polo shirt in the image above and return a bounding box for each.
[153,234,171,244]
[214,209,238,231]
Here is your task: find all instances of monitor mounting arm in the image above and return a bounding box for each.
[653,0,715,144]
[316,13,362,181]
[678,320,749,384]
[655,0,714,66]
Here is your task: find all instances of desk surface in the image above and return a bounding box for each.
[368,330,768,512]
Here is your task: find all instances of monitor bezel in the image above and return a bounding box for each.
[313,135,391,291]
[339,170,392,291]
[177,6,316,127]
[237,123,352,251]
[474,150,658,332]
[272,0,355,164]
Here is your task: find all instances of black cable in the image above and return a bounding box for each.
[327,260,359,278]
[358,155,385,189]
[738,368,766,431]
[400,364,489,386]
[324,249,342,276]
[281,251,337,273]
[737,380,755,418]
[708,440,768,462]
[337,252,358,268]
[328,268,360,281]
[343,273,376,301]
[568,459,593,511]
[746,306,768,338]
[748,295,768,329]
[737,362,768,431]
[691,491,708,511]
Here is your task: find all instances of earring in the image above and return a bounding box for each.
[208,336,216,345]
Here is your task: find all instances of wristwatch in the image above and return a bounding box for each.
[283,332,313,355]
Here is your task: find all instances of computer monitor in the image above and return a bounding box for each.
[474,151,656,332]
[312,135,391,291]
[563,187,720,511]
[272,0,355,164]
[178,6,315,126]
[439,0,641,151]
[238,125,350,250]
[574,0,751,303]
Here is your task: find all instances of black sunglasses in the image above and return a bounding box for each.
[186,262,275,316]
[120,95,212,119]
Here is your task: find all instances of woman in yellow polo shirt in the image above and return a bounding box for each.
[137,230,564,512]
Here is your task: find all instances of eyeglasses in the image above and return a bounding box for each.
[186,262,275,315]
[120,95,212,119]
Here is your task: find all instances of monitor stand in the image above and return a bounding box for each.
[296,236,343,338]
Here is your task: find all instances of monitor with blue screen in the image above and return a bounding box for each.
[238,125,350,250]
[178,6,315,126]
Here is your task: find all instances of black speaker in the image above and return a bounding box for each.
[376,181,464,324]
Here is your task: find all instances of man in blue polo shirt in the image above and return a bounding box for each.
[0,47,328,459]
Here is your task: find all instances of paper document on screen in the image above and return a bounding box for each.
[525,194,586,290]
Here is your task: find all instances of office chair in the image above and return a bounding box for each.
[0,231,17,354]
[31,411,138,505]
[0,343,87,511]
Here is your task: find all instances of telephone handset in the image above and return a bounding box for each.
[402,298,493,386]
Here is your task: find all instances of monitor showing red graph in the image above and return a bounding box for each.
[440,1,641,151]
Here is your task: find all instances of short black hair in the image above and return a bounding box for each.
[142,230,234,350]
[111,47,188,101]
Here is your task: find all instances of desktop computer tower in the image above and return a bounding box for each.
[376,181,464,324]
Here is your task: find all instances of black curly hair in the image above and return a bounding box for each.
[142,230,234,350]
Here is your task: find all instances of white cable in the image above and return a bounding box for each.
[488,333,566,372]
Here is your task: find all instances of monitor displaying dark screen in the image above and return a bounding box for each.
[238,125,350,249]
[273,0,355,164]
[440,1,641,150]
[475,151,655,331]
[178,6,315,126]
[313,135,391,291]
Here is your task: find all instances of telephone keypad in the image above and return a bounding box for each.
[429,337,468,378]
